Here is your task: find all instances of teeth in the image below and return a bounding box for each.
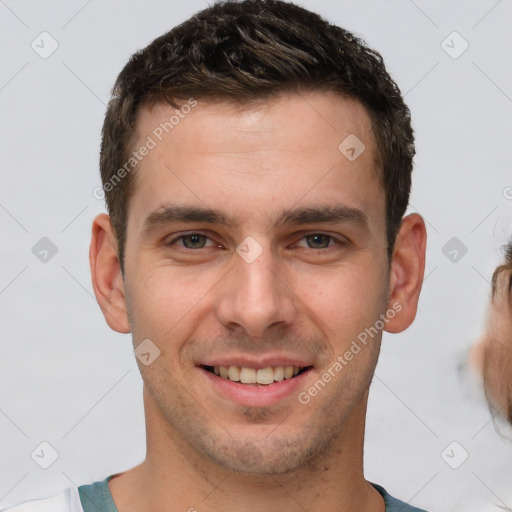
[256,367,275,385]
[274,366,284,381]
[228,366,240,382]
[240,367,256,383]
[211,365,304,385]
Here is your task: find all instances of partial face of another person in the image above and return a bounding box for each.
[472,263,512,422]
[94,91,419,475]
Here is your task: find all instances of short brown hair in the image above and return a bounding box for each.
[99,0,415,273]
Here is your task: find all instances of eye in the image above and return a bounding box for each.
[165,233,218,250]
[295,233,343,250]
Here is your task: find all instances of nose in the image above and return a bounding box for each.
[215,244,298,338]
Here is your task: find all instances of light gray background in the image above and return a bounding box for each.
[1,1,512,511]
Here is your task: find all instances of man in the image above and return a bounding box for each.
[470,240,512,423]
[3,0,428,510]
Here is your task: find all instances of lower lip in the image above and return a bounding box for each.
[199,367,312,407]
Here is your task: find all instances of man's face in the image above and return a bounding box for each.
[473,272,512,421]
[121,92,391,474]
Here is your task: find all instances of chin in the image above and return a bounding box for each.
[197,427,335,476]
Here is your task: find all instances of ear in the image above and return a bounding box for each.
[89,213,130,333]
[384,213,427,333]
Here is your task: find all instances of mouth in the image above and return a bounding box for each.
[201,364,312,385]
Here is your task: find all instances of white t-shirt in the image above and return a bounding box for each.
[1,487,84,512]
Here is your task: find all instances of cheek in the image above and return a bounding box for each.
[126,265,214,342]
[289,262,389,340]
[482,302,512,410]
[483,336,512,409]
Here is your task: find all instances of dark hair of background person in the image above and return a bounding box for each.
[99,0,415,274]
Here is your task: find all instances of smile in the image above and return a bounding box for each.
[203,365,311,385]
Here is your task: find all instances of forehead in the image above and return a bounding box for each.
[127,91,384,233]
[135,91,378,161]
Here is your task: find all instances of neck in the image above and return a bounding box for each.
[109,389,384,512]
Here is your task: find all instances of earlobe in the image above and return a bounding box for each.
[384,213,427,334]
[89,213,131,334]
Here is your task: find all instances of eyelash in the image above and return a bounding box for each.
[164,232,346,253]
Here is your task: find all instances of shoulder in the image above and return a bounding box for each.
[0,487,82,512]
[371,482,430,512]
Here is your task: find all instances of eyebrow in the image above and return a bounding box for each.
[142,202,369,233]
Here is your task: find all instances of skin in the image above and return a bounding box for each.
[90,91,427,512]
[470,271,512,419]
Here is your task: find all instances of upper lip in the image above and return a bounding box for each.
[199,355,314,369]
